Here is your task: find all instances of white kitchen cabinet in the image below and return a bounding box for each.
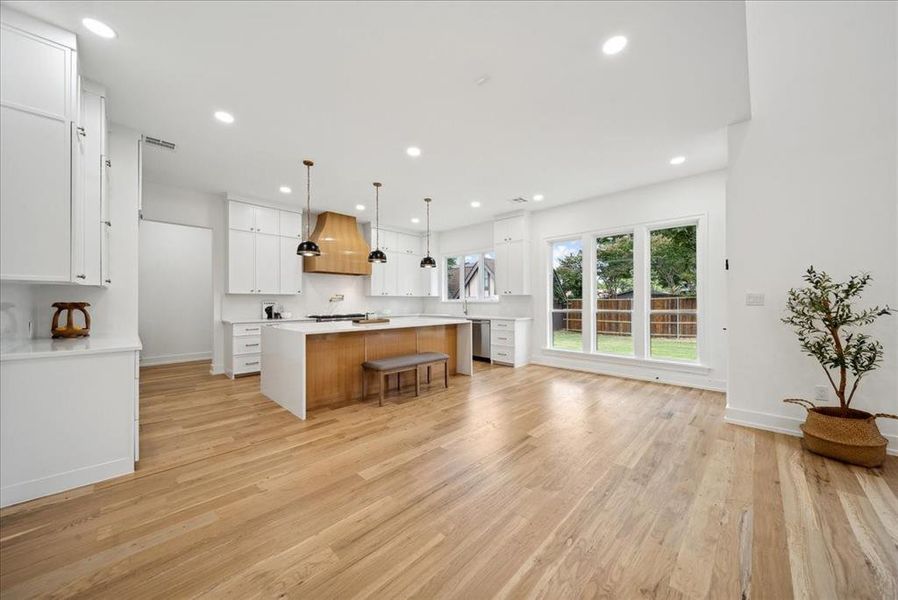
[229,202,256,232]
[279,211,302,238]
[493,215,527,244]
[226,199,302,295]
[0,8,79,282]
[228,229,256,293]
[494,215,530,296]
[74,81,106,286]
[254,233,280,293]
[490,318,531,367]
[279,237,303,294]
[366,225,434,297]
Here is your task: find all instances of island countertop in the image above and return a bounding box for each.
[269,316,471,336]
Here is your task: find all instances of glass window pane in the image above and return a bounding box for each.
[551,240,583,350]
[552,240,582,310]
[552,314,582,350]
[596,233,634,355]
[483,251,496,299]
[649,225,697,361]
[446,257,460,299]
[464,254,480,298]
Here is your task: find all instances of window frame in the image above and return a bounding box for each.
[544,215,707,367]
[441,249,499,303]
[548,237,587,352]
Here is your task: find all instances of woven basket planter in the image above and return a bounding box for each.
[785,399,892,467]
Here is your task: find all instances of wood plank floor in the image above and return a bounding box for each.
[1,361,896,599]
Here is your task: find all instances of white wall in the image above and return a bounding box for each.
[726,1,897,451]
[140,180,426,373]
[138,220,213,365]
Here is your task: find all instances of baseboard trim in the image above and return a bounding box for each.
[139,352,212,367]
[724,406,897,455]
[0,457,134,508]
[530,355,726,392]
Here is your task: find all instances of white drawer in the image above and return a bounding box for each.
[491,347,514,363]
[234,323,263,336]
[491,319,514,331]
[234,335,261,355]
[491,329,515,347]
[234,354,261,374]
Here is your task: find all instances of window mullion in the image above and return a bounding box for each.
[633,226,648,359]
[584,234,596,353]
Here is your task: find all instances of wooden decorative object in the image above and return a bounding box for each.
[352,318,390,324]
[302,212,372,276]
[51,302,91,338]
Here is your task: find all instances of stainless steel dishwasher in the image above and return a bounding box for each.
[470,319,491,361]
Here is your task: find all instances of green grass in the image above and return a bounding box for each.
[551,330,697,361]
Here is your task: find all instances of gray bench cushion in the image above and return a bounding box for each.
[362,352,449,372]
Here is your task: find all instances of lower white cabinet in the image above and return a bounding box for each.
[0,344,139,507]
[490,318,531,367]
[224,322,267,377]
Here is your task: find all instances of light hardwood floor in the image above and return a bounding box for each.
[1,361,896,599]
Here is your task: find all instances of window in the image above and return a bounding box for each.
[649,225,697,361]
[444,252,497,301]
[595,233,634,356]
[551,239,583,350]
[546,220,701,364]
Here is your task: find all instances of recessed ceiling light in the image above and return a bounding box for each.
[355,204,366,211]
[279,186,292,194]
[470,201,481,208]
[411,217,420,223]
[214,111,234,124]
[669,155,686,165]
[82,18,116,39]
[602,35,628,56]
[532,194,544,202]
[406,146,421,157]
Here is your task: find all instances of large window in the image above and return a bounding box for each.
[444,252,497,301]
[547,220,700,364]
[551,239,583,350]
[649,225,697,361]
[595,233,634,356]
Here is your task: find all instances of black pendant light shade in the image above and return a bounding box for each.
[297,159,321,257]
[420,197,436,268]
[368,182,387,263]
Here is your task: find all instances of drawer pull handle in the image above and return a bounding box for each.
[245,328,260,332]
[245,361,260,366]
[246,343,259,347]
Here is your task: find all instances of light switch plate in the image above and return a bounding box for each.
[745,292,765,306]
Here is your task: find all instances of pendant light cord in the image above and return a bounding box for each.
[305,162,311,239]
[425,198,432,256]
[375,184,380,248]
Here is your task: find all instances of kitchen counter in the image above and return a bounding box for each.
[0,335,142,361]
[261,316,473,419]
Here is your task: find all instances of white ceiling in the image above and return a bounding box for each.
[6,1,749,232]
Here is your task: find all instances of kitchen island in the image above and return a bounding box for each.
[261,316,473,419]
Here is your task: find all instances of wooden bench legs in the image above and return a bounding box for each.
[362,360,449,407]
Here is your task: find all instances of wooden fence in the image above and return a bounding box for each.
[560,297,696,338]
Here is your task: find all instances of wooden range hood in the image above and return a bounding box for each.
[303,212,372,276]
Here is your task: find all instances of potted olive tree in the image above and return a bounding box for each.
[782,267,894,467]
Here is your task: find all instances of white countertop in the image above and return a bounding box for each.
[270,316,471,335]
[425,313,533,321]
[1,335,142,361]
[222,317,313,325]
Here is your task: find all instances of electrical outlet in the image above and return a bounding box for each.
[814,385,829,402]
[745,292,765,306]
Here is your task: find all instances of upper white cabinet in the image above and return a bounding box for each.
[226,199,303,295]
[494,215,530,295]
[366,226,436,297]
[74,80,108,286]
[0,8,79,282]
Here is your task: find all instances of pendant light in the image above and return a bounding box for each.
[296,159,321,257]
[367,182,387,263]
[420,197,436,268]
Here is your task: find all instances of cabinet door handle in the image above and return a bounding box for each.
[76,274,86,279]
[105,159,111,167]
[103,220,112,227]
[105,279,111,284]
[77,126,86,137]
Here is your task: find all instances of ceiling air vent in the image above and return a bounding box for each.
[508,196,528,204]
[142,135,176,151]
